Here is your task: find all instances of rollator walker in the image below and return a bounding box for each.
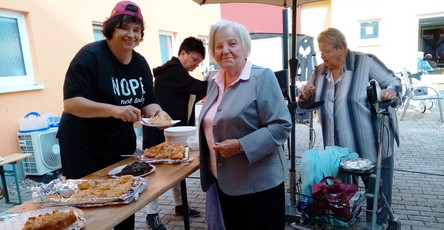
[291,80,401,230]
[358,80,401,230]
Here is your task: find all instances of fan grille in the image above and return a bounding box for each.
[39,131,61,169]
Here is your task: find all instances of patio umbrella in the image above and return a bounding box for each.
[193,0,320,6]
[193,0,324,222]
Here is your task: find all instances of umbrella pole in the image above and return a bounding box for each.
[285,0,299,223]
[281,10,298,221]
[282,9,289,71]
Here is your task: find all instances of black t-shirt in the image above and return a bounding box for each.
[58,40,156,177]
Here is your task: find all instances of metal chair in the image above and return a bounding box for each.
[399,68,443,123]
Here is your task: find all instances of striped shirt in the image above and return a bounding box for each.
[310,50,401,162]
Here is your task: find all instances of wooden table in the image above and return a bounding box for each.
[0,153,32,204]
[7,151,200,230]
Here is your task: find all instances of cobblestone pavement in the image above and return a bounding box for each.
[1,104,443,230]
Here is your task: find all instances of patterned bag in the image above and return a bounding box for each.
[311,176,358,221]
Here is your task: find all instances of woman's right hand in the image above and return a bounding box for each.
[213,139,242,158]
[299,81,316,101]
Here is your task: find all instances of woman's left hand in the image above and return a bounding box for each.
[381,89,397,101]
[156,110,171,118]
[213,139,242,158]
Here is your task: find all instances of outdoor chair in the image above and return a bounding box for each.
[399,68,443,123]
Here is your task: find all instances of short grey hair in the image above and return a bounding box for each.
[208,20,251,61]
[317,28,348,50]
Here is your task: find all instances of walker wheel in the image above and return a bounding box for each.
[419,101,426,113]
[426,100,434,110]
[387,217,401,230]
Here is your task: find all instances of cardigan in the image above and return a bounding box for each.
[198,64,292,196]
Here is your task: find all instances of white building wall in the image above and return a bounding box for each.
[250,37,284,72]
[301,0,444,75]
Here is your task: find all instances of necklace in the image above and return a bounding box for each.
[328,72,343,102]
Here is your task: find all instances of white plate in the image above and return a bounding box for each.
[108,164,155,177]
[143,147,189,164]
[140,118,180,127]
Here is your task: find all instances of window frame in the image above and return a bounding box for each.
[0,9,42,93]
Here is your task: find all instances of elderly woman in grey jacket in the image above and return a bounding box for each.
[198,20,292,230]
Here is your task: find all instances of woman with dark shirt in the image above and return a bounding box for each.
[57,2,169,229]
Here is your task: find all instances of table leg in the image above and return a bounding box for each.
[0,166,10,203]
[12,164,22,204]
[180,179,190,230]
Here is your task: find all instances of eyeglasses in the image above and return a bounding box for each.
[318,50,331,56]
[187,52,203,64]
[318,46,339,56]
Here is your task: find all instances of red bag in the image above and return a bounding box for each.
[311,176,358,221]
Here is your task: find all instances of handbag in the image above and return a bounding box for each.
[311,176,358,221]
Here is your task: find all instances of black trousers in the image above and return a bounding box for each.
[217,182,285,230]
[113,214,135,230]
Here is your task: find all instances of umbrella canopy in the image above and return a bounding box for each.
[193,0,322,7]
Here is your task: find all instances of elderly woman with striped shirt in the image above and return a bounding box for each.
[299,28,402,230]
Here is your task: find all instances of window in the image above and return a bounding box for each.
[0,9,41,93]
[159,32,175,64]
[198,36,209,66]
[198,36,213,79]
[419,16,444,70]
[92,23,105,41]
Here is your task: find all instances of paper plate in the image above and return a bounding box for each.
[108,164,155,177]
[140,118,180,127]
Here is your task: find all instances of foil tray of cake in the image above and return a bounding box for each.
[32,176,147,207]
[0,207,86,230]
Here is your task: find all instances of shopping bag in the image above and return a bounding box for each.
[311,176,358,221]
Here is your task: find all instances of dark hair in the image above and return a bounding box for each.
[178,37,205,59]
[102,15,145,40]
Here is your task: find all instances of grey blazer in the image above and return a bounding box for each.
[198,65,292,196]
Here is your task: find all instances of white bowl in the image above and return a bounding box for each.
[164,126,197,146]
[187,136,199,150]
